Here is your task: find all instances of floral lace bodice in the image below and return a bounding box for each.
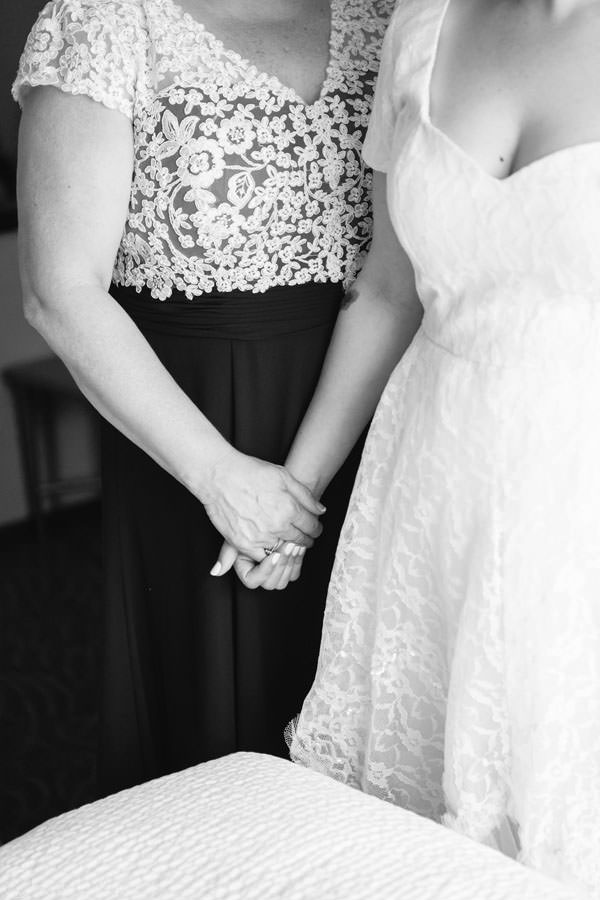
[13,0,394,299]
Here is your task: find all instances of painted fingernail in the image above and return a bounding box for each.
[293,545,301,557]
[210,562,222,576]
[318,504,327,513]
[271,552,281,566]
[299,547,306,557]
[284,543,294,556]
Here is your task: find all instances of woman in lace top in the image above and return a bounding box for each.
[13,0,394,795]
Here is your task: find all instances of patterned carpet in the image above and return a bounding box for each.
[0,502,102,845]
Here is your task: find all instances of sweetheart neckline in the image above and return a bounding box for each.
[424,0,600,186]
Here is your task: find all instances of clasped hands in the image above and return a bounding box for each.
[202,449,324,591]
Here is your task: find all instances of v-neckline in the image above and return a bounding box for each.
[423,0,600,186]
[159,0,339,108]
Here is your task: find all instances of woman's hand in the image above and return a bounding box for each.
[201,449,324,563]
[211,539,306,589]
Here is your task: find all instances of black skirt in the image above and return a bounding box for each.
[97,281,363,796]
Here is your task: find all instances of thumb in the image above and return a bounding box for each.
[233,554,258,587]
[284,472,326,516]
[210,542,238,577]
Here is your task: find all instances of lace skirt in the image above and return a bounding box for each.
[97,281,364,797]
[289,327,600,897]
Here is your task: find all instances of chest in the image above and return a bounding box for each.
[430,0,600,179]
[169,0,332,105]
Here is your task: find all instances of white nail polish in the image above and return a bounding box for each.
[210,562,222,576]
[271,552,281,566]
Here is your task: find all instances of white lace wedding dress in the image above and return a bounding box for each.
[288,1,600,896]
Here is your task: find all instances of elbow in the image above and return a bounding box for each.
[21,284,62,343]
[22,289,48,334]
[20,265,73,336]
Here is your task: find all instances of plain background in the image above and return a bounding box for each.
[0,1,99,526]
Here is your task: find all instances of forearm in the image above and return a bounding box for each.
[285,281,422,497]
[17,88,325,565]
[18,91,231,502]
[24,280,234,502]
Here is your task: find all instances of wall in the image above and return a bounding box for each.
[0,233,98,527]
[0,230,46,524]
[1,1,43,167]
[0,3,98,526]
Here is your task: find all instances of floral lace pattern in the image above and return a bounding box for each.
[13,0,394,299]
[12,0,144,119]
[290,1,600,897]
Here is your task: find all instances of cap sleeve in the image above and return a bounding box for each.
[11,0,145,121]
[362,6,403,173]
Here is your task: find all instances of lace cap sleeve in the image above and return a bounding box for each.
[362,5,403,173]
[11,0,146,120]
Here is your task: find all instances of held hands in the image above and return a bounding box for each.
[201,449,324,564]
[211,538,307,590]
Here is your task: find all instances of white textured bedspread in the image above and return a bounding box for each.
[0,753,579,899]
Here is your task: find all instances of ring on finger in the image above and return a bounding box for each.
[263,538,283,558]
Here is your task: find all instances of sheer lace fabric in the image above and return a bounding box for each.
[13,0,394,298]
[290,1,600,896]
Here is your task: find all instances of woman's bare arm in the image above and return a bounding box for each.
[18,87,323,559]
[214,173,423,586]
[284,173,422,497]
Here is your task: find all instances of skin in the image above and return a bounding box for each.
[16,0,339,564]
[215,174,424,587]
[431,0,600,180]
[219,0,600,588]
[174,0,332,104]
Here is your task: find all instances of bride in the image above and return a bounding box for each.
[215,0,600,894]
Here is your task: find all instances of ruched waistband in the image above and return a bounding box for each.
[111,282,343,341]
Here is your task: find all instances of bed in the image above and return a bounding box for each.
[0,752,580,899]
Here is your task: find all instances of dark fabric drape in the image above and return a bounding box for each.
[97,282,364,796]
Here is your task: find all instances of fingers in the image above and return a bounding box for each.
[275,556,295,590]
[243,545,276,564]
[210,541,238,577]
[288,552,305,583]
[281,540,303,561]
[205,457,325,560]
[291,507,323,540]
[233,544,306,590]
[233,554,259,586]
[277,526,314,548]
[235,552,279,590]
[284,473,326,517]
[249,553,284,591]
[279,554,303,587]
[211,532,310,585]
[266,554,292,591]
[272,544,305,590]
[267,551,296,591]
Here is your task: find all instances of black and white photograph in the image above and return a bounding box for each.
[0,0,597,897]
